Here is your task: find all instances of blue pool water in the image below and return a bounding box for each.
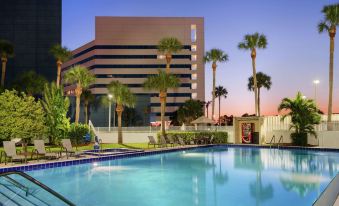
[28,146,339,206]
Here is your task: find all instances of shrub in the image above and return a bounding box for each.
[157,131,228,144]
[291,132,307,146]
[68,123,89,146]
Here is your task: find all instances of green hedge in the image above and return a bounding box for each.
[157,131,228,144]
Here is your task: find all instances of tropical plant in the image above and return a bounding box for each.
[81,89,95,124]
[144,70,180,137]
[50,44,72,88]
[247,72,272,116]
[204,49,229,120]
[238,33,268,116]
[318,3,339,129]
[11,70,48,96]
[0,40,14,87]
[63,65,95,124]
[205,101,212,118]
[278,92,321,146]
[215,86,228,125]
[68,123,89,146]
[0,90,46,152]
[107,81,135,144]
[41,83,70,144]
[176,99,204,125]
[158,37,183,74]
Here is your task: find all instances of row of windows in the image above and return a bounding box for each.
[95,74,192,78]
[63,64,192,71]
[73,45,192,58]
[92,93,191,98]
[89,83,191,88]
[150,103,184,107]
[153,112,175,117]
[74,55,192,65]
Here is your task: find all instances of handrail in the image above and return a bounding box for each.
[269,135,275,144]
[0,171,75,206]
[278,135,283,147]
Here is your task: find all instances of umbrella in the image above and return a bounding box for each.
[191,116,215,124]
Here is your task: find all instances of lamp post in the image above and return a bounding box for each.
[313,80,320,104]
[108,94,112,132]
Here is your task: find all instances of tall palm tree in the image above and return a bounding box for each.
[318,3,339,129]
[247,72,272,116]
[144,70,179,137]
[50,44,73,88]
[107,81,135,144]
[204,49,229,121]
[158,37,183,74]
[215,86,228,125]
[205,101,212,118]
[238,33,268,116]
[81,89,95,124]
[63,65,95,124]
[0,40,14,87]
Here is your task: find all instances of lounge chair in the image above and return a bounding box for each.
[167,135,175,147]
[61,139,83,159]
[178,137,186,146]
[1,141,26,164]
[32,140,59,161]
[159,135,168,148]
[148,136,160,148]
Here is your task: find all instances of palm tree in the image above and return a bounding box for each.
[0,40,14,87]
[63,65,95,124]
[215,86,228,125]
[278,92,321,146]
[144,70,180,137]
[107,81,135,144]
[81,89,95,124]
[318,4,339,129]
[205,101,212,118]
[158,37,183,74]
[238,33,268,116]
[11,70,48,96]
[247,72,272,116]
[204,49,229,120]
[50,44,73,88]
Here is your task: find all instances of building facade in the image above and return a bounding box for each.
[62,17,205,126]
[0,0,62,85]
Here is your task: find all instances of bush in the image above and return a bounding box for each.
[68,123,90,146]
[291,132,307,146]
[157,131,228,144]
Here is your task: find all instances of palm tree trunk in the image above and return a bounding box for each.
[165,54,172,74]
[219,96,221,125]
[207,106,209,118]
[327,30,335,130]
[251,49,259,116]
[74,85,82,125]
[160,92,166,137]
[116,104,123,144]
[1,57,7,87]
[84,102,88,124]
[258,88,261,116]
[56,61,62,88]
[212,63,217,121]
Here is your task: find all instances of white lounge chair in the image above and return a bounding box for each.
[61,139,83,159]
[1,141,26,164]
[32,140,59,161]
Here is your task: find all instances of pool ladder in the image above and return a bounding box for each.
[269,135,283,148]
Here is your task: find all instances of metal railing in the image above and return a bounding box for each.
[0,171,75,206]
[94,126,233,133]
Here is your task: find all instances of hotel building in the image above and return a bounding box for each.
[62,17,205,126]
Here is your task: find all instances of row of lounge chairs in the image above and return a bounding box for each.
[0,139,82,165]
[148,135,209,148]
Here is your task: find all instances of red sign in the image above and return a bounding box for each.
[241,123,254,144]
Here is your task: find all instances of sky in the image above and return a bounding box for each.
[62,0,339,116]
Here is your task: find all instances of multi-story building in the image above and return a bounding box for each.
[0,0,61,85]
[62,17,205,126]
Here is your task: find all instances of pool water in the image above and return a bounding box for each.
[28,146,339,206]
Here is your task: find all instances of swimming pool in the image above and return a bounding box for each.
[27,146,339,206]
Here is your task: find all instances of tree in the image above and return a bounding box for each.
[0,90,46,152]
[158,37,183,74]
[81,89,95,124]
[247,72,272,116]
[238,33,268,116]
[11,70,48,96]
[215,86,228,125]
[0,40,14,87]
[50,44,72,88]
[204,49,229,120]
[63,65,95,124]
[41,83,70,144]
[144,70,180,137]
[278,92,321,146]
[107,81,135,144]
[176,99,204,125]
[318,3,339,129]
[205,101,212,118]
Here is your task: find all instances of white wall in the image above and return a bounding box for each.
[98,132,157,143]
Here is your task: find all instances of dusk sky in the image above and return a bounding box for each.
[62,0,339,116]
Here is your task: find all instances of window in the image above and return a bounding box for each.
[191,64,197,71]
[191,55,197,61]
[192,83,197,89]
[192,93,197,99]
[191,45,197,52]
[191,25,197,42]
[192,73,197,80]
